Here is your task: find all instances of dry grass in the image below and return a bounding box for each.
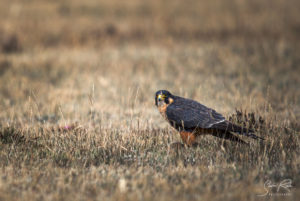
[0,0,299,200]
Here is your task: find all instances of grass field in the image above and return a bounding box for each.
[0,0,299,200]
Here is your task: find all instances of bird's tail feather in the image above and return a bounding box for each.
[229,123,264,140]
[211,131,248,144]
[212,122,264,140]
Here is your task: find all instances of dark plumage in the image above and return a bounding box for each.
[155,90,264,146]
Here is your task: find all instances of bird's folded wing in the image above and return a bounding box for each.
[166,98,225,130]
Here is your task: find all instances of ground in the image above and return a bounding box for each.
[0,0,299,200]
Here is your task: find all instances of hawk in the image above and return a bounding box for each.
[155,90,264,146]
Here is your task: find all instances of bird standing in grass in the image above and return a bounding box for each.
[155,90,264,147]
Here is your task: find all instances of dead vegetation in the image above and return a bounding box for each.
[0,0,299,200]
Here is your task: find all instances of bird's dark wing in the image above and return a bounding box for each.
[166,97,225,131]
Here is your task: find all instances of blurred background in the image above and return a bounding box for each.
[0,0,299,127]
[1,0,300,49]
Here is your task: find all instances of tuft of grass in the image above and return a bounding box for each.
[0,127,25,144]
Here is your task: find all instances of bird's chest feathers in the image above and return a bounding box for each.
[158,104,168,119]
[157,98,174,120]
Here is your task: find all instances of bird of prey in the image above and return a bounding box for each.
[155,90,264,146]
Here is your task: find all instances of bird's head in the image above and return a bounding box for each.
[155,90,174,107]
